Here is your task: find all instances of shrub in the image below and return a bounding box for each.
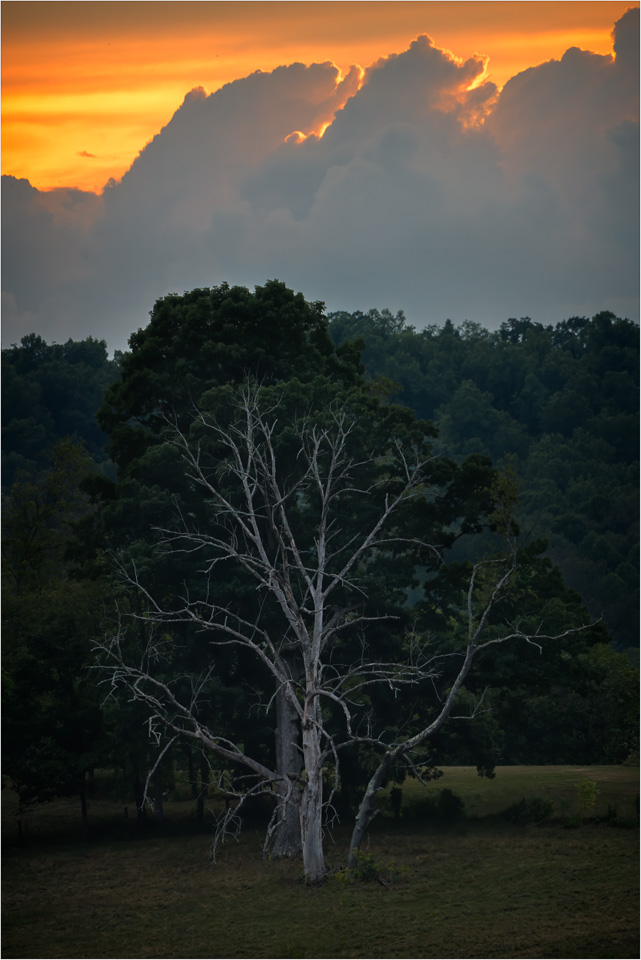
[609,816,638,829]
[564,816,582,829]
[402,788,465,823]
[332,848,406,886]
[575,778,600,818]
[389,786,403,819]
[596,803,619,823]
[436,788,465,822]
[402,796,437,821]
[502,796,555,825]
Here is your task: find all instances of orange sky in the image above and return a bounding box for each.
[1,1,634,193]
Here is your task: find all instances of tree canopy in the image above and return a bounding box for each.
[1,282,637,852]
[328,309,639,650]
[2,334,120,489]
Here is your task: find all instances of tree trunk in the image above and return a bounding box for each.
[79,772,89,842]
[197,752,209,824]
[133,767,147,820]
[271,675,303,858]
[299,713,325,882]
[184,744,198,800]
[153,764,164,823]
[347,753,393,868]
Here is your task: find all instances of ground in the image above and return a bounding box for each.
[2,766,638,959]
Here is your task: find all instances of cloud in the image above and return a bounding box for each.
[1,177,103,343]
[2,10,638,351]
[77,150,97,158]
[481,6,639,314]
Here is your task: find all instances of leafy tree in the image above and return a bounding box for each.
[92,282,513,850]
[2,335,120,488]
[88,281,368,852]
[97,280,361,474]
[2,440,109,818]
[95,382,596,881]
[328,309,639,649]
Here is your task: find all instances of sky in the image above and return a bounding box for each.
[2,1,639,351]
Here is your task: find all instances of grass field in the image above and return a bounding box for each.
[2,766,639,959]
[383,764,640,820]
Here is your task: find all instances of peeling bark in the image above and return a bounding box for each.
[299,710,325,882]
[271,674,303,858]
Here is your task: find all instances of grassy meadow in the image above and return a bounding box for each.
[2,766,638,959]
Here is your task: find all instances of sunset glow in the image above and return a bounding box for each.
[1,1,633,193]
[289,119,334,144]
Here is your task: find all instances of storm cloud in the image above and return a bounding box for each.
[2,8,638,350]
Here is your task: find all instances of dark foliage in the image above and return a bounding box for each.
[2,287,638,818]
[329,309,639,650]
[2,333,120,489]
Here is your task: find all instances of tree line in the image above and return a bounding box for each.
[2,281,638,880]
[328,308,639,651]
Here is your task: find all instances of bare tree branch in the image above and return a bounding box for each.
[95,381,596,882]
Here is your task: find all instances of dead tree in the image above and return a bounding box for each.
[95,381,592,882]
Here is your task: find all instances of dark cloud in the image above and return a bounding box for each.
[1,177,103,343]
[613,6,640,73]
[2,11,638,350]
[77,150,96,158]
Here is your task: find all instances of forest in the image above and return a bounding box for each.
[2,281,638,881]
